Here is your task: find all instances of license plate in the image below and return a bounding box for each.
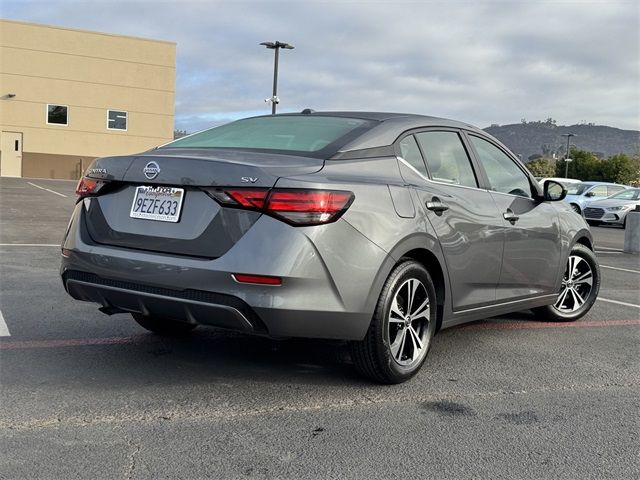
[130,186,184,223]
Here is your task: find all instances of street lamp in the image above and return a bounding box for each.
[260,41,294,114]
[561,133,575,178]
[564,158,573,179]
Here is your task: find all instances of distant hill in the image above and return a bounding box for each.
[484,121,640,162]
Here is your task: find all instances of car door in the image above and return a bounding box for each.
[398,130,504,311]
[465,134,562,301]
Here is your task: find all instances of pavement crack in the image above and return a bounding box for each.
[125,437,141,480]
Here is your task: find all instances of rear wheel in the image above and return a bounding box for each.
[350,260,437,384]
[132,313,197,335]
[533,244,600,322]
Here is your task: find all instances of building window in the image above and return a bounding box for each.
[107,110,128,130]
[47,104,68,125]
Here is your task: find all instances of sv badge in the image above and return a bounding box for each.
[241,177,259,183]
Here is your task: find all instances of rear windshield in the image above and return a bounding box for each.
[162,115,374,156]
[566,183,591,195]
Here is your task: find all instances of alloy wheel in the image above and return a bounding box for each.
[553,255,594,312]
[388,278,431,367]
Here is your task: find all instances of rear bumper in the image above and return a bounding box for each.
[63,270,266,333]
[60,202,388,340]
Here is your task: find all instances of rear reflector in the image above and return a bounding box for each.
[232,273,282,286]
[205,188,354,226]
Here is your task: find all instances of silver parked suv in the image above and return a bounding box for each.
[61,112,600,383]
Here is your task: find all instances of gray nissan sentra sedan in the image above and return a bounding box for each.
[61,112,600,383]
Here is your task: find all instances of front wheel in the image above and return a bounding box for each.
[132,313,197,335]
[570,203,581,214]
[350,260,437,384]
[533,244,600,322]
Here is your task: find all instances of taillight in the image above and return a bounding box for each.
[266,190,354,225]
[206,188,354,226]
[76,177,106,198]
[225,189,269,209]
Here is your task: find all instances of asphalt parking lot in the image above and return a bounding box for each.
[1,176,639,479]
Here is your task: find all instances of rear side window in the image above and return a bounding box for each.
[399,135,428,176]
[469,136,532,198]
[415,131,478,188]
[589,185,608,197]
[163,116,374,156]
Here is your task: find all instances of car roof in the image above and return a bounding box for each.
[578,181,625,186]
[274,111,487,152]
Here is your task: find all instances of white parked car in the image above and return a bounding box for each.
[584,188,640,228]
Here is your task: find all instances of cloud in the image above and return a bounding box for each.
[4,0,639,131]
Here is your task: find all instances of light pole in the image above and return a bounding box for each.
[260,41,294,114]
[561,133,575,178]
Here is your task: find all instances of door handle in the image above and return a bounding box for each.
[426,197,449,215]
[503,209,520,224]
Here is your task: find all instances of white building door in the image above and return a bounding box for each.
[1,131,23,177]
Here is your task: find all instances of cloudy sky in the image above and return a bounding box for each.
[3,0,639,132]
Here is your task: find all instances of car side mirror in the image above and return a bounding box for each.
[585,191,596,197]
[543,180,566,201]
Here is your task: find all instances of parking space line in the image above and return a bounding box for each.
[600,265,640,274]
[0,244,60,247]
[598,298,640,309]
[596,246,624,251]
[27,181,68,198]
[462,319,640,331]
[0,311,10,337]
[2,319,639,351]
[0,334,153,350]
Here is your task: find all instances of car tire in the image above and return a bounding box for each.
[350,260,437,384]
[132,313,197,335]
[532,244,600,322]
[570,203,581,214]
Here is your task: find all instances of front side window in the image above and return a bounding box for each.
[108,110,128,130]
[588,185,608,197]
[47,104,68,125]
[398,135,428,176]
[415,131,478,188]
[611,189,640,200]
[607,185,625,196]
[469,136,532,198]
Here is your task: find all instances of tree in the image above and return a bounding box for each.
[553,149,640,184]
[526,158,555,177]
[601,153,640,185]
[173,129,188,139]
[555,148,601,180]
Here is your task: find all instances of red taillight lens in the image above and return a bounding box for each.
[76,177,105,198]
[265,190,354,225]
[225,189,269,209]
[205,187,354,226]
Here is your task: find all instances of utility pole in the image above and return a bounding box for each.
[561,133,575,178]
[260,41,294,114]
